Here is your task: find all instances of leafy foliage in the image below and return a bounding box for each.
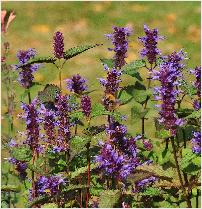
[11,146,32,162]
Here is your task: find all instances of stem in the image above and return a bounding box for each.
[86,141,91,208]
[196,189,199,208]
[170,137,192,208]
[59,70,62,89]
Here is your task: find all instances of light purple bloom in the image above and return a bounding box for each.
[191,131,201,154]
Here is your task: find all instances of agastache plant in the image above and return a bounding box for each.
[53,31,64,59]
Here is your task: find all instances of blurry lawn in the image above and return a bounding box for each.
[2,1,200,141]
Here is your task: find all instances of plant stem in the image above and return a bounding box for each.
[59,69,62,89]
[196,189,199,208]
[170,137,192,208]
[86,141,91,208]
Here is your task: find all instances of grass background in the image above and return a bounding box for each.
[1,1,201,207]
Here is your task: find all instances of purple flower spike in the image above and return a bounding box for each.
[153,53,185,136]
[14,48,40,88]
[106,26,132,69]
[139,24,163,65]
[81,95,92,118]
[191,131,201,154]
[66,74,87,95]
[190,66,201,110]
[53,31,64,59]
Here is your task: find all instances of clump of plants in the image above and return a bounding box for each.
[1,10,201,208]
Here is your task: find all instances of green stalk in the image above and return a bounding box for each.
[170,137,192,208]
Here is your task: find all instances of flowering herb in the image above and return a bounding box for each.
[14,48,40,88]
[191,131,201,154]
[153,54,185,135]
[106,26,132,69]
[66,74,88,95]
[81,95,92,118]
[139,24,163,66]
[53,31,64,59]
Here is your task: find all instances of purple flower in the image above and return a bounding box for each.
[20,99,40,151]
[99,67,122,95]
[106,26,132,69]
[8,158,27,180]
[53,31,64,59]
[139,24,163,66]
[14,48,40,88]
[143,139,153,151]
[191,131,201,154]
[166,50,186,70]
[153,57,184,136]
[81,95,92,118]
[136,176,157,189]
[66,74,87,94]
[190,66,201,110]
[8,139,17,147]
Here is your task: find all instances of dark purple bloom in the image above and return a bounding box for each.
[136,176,157,189]
[8,158,27,180]
[106,26,132,69]
[139,24,163,66]
[55,95,71,151]
[53,31,64,59]
[191,131,201,154]
[66,74,87,94]
[99,67,122,96]
[153,58,184,136]
[14,48,40,88]
[32,175,65,198]
[143,139,153,151]
[20,99,40,151]
[81,95,92,118]
[190,66,201,110]
[166,50,186,70]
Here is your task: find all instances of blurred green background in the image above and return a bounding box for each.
[1,1,201,207]
[2,1,200,135]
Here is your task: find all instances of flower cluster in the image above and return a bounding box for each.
[31,175,65,199]
[14,48,40,88]
[53,31,64,59]
[96,122,142,180]
[106,26,132,69]
[190,66,201,110]
[66,74,87,95]
[81,95,92,118]
[20,99,41,152]
[8,158,27,180]
[153,51,185,135]
[191,131,201,154]
[134,176,157,192]
[139,24,163,66]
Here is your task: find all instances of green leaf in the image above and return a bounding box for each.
[11,146,32,162]
[176,108,193,118]
[64,44,101,60]
[118,88,133,105]
[155,129,171,139]
[192,156,201,167]
[186,110,201,119]
[180,80,197,97]
[99,190,121,208]
[62,184,87,192]
[18,56,57,68]
[122,60,145,81]
[141,187,161,196]
[70,136,90,153]
[91,103,106,118]
[131,102,147,120]
[100,58,114,68]
[109,111,125,123]
[1,185,21,192]
[42,203,58,208]
[27,195,49,208]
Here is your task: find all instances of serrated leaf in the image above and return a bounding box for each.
[42,203,58,208]
[70,136,90,153]
[11,146,32,162]
[141,187,161,196]
[118,89,133,105]
[176,108,193,118]
[62,184,87,192]
[64,44,101,60]
[99,190,121,208]
[185,110,201,119]
[1,185,21,192]
[27,195,49,208]
[131,102,147,120]
[109,111,125,123]
[91,103,106,118]
[18,56,56,68]
[155,129,171,139]
[100,58,114,68]
[122,60,145,81]
[192,157,201,167]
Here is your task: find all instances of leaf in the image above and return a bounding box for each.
[70,136,90,153]
[27,195,49,208]
[42,203,58,208]
[98,190,121,208]
[11,146,32,162]
[1,185,21,192]
[109,111,125,123]
[176,108,193,118]
[122,60,145,81]
[141,187,161,196]
[62,184,87,192]
[185,110,201,119]
[83,125,106,136]
[91,103,106,118]
[131,102,147,120]
[155,129,171,139]
[180,80,197,97]
[70,163,98,179]
[100,58,114,68]
[18,56,57,68]
[64,44,101,60]
[118,88,133,105]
